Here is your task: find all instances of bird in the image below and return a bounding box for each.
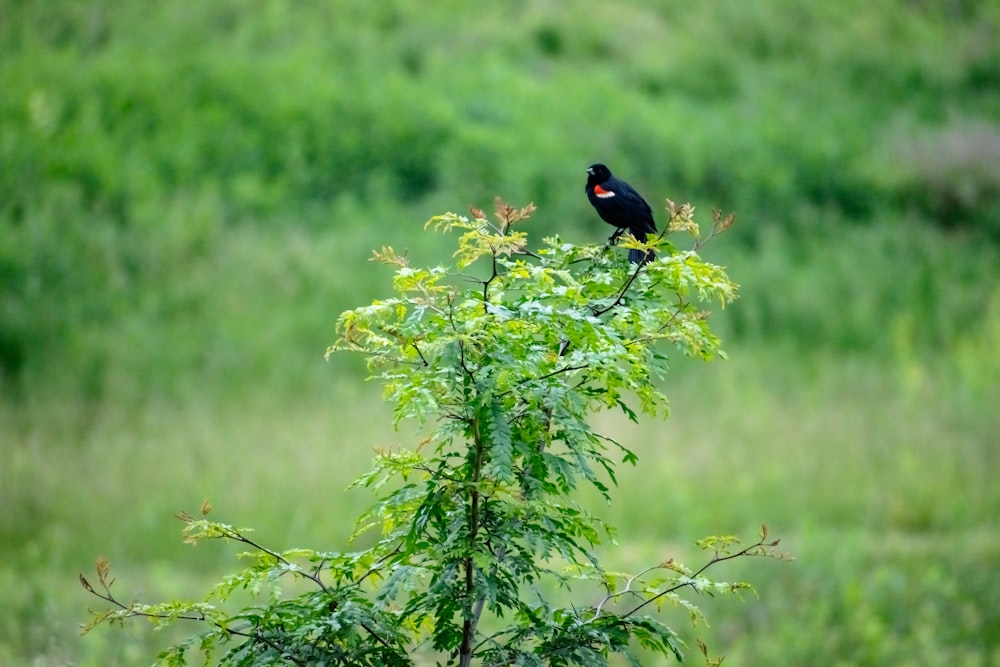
[585,163,657,264]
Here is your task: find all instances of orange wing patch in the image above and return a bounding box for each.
[593,184,616,199]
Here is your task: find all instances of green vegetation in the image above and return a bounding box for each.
[81,202,788,665]
[2,0,998,665]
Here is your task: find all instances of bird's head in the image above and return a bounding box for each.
[586,163,611,184]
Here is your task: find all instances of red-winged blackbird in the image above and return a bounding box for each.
[585,163,657,264]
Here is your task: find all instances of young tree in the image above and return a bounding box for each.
[82,199,786,666]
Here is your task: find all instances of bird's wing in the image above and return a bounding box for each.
[613,180,657,235]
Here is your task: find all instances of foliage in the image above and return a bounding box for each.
[82,201,786,665]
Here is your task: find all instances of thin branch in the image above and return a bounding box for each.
[82,577,309,666]
[413,464,464,483]
[82,587,207,625]
[623,299,688,347]
[592,259,646,317]
[497,363,589,400]
[482,248,499,314]
[411,342,430,367]
[533,363,589,383]
[691,212,735,252]
[589,564,662,621]
[211,525,333,594]
[176,521,403,652]
[621,537,776,619]
[514,249,542,260]
[341,344,425,367]
[356,543,404,587]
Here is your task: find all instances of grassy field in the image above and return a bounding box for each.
[3,0,999,665]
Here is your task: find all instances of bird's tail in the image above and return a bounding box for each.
[628,248,655,265]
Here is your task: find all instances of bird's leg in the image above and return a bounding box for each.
[607,227,625,245]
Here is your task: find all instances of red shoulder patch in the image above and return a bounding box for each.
[593,184,615,199]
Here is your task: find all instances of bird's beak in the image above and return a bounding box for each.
[586,167,594,175]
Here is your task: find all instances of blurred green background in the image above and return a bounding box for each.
[2,1,999,665]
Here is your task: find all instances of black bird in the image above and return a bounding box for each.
[585,163,657,264]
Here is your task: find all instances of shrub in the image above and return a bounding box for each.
[81,200,786,665]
